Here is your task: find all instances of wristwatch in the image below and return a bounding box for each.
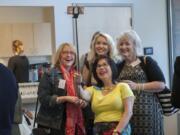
[113,129,121,135]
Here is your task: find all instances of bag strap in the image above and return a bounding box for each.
[143,56,147,65]
[33,97,39,128]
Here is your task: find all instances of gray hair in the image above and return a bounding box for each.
[117,30,143,56]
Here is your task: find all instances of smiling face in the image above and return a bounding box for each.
[60,45,75,69]
[94,35,109,56]
[117,37,136,59]
[96,58,112,81]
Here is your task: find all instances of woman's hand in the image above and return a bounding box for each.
[121,80,137,90]
[78,99,88,108]
[67,96,80,104]
[67,96,88,107]
[112,129,121,135]
[56,96,79,104]
[74,72,82,85]
[56,96,88,107]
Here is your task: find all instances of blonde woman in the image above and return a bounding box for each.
[81,32,117,87]
[36,43,86,135]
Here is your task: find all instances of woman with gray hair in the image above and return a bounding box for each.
[116,30,165,135]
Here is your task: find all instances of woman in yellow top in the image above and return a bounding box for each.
[80,55,134,135]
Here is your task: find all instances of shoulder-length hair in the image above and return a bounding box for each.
[92,55,118,87]
[87,32,116,64]
[117,30,143,57]
[54,42,77,68]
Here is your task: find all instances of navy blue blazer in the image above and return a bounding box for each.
[0,63,18,135]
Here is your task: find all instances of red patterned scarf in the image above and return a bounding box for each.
[60,65,85,135]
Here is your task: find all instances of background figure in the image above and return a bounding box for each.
[0,63,18,135]
[36,43,86,135]
[80,56,134,135]
[172,56,180,108]
[8,40,29,135]
[116,30,165,135]
[8,40,29,83]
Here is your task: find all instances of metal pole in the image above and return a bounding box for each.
[74,17,80,71]
[73,6,80,72]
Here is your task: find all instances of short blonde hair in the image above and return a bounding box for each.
[12,40,24,54]
[54,42,77,68]
[87,32,116,63]
[117,30,143,56]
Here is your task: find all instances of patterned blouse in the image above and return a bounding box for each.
[117,62,164,135]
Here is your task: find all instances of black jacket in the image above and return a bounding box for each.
[36,67,66,131]
[172,56,180,108]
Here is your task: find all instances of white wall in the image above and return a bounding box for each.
[0,7,44,23]
[0,0,177,135]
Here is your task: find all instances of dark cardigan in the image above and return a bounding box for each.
[117,56,165,82]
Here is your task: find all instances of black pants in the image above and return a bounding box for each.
[37,124,64,135]
[83,105,94,135]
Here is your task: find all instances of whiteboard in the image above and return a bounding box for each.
[75,5,132,58]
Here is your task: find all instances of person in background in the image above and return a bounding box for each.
[80,32,118,135]
[8,40,29,83]
[80,55,134,135]
[36,43,86,135]
[116,30,165,135]
[8,40,30,135]
[0,63,18,135]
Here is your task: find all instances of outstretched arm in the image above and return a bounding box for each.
[79,85,92,102]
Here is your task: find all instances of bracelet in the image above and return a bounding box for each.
[142,83,144,91]
[137,83,141,94]
[113,129,121,135]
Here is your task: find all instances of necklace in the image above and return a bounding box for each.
[102,85,115,92]
[101,85,115,96]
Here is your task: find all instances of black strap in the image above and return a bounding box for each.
[33,97,39,127]
[24,114,31,126]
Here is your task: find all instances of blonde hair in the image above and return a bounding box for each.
[117,30,143,56]
[87,32,116,63]
[12,40,24,55]
[54,42,77,68]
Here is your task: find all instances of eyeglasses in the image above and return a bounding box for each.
[62,51,75,55]
[97,63,109,69]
